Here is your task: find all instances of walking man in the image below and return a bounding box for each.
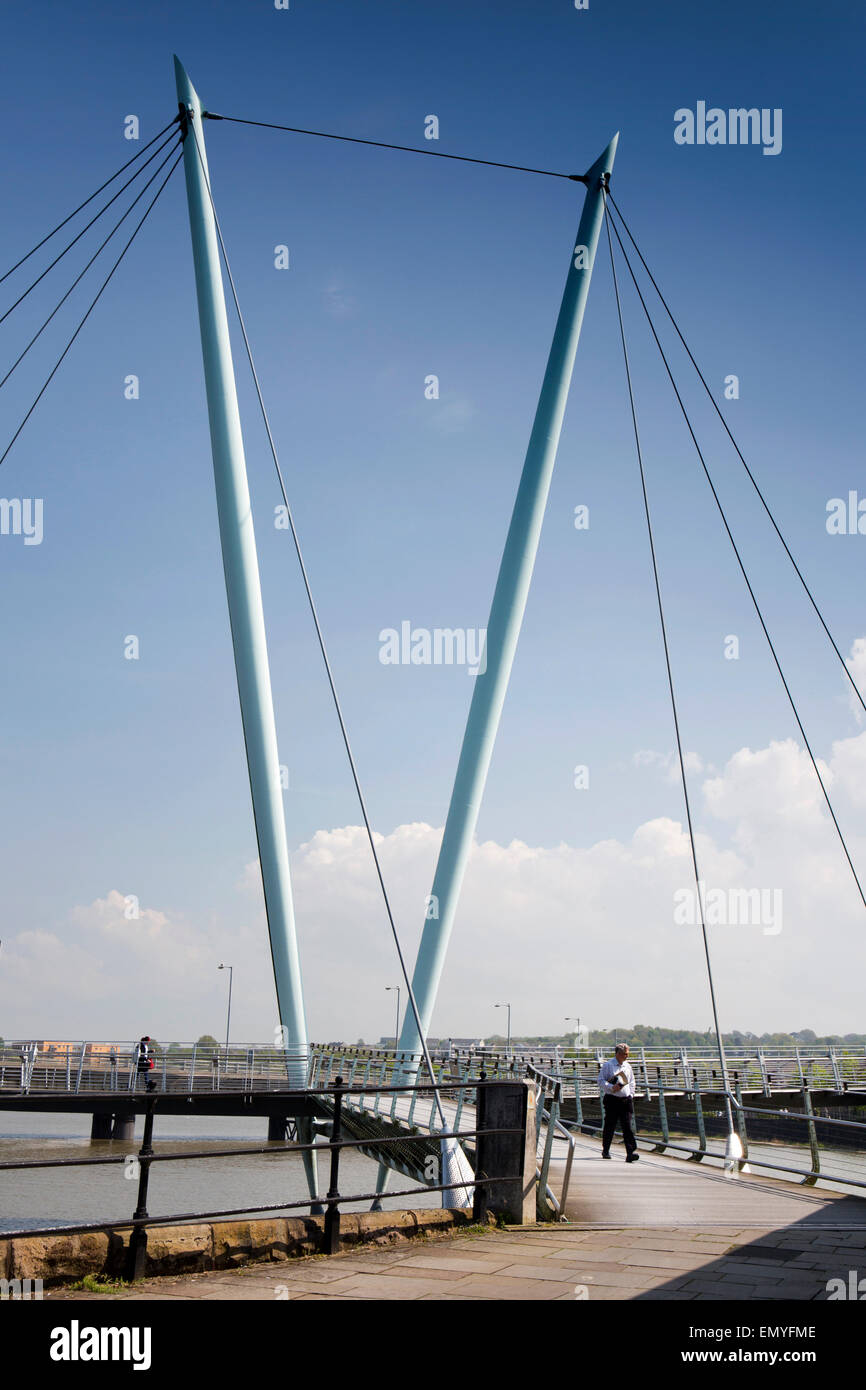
[599,1043,639,1162]
[135,1036,157,1093]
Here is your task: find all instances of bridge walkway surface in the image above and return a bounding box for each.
[48,1131,866,1302]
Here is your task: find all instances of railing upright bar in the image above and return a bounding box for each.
[801,1085,821,1186]
[324,1077,344,1254]
[734,1080,749,1168]
[830,1048,843,1092]
[654,1073,669,1152]
[691,1075,707,1161]
[640,1047,651,1101]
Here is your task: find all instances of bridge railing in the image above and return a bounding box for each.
[0,1041,313,1096]
[5,1040,866,1101]
[567,1080,866,1190]
[0,1077,539,1278]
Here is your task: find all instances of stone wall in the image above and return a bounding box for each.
[0,1208,473,1286]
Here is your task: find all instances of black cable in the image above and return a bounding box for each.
[0,128,180,328]
[602,196,737,1141]
[186,115,450,1127]
[605,204,866,916]
[0,138,182,393]
[203,111,582,182]
[0,151,182,471]
[605,191,866,720]
[0,116,179,288]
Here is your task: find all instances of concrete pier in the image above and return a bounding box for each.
[111,1113,135,1142]
[89,1114,112,1141]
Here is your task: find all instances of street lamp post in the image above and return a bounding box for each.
[565,1016,582,1048]
[218,963,233,1058]
[385,986,401,1053]
[494,1003,512,1059]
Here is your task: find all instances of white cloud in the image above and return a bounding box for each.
[2,735,866,1042]
[845,637,866,723]
[632,748,706,784]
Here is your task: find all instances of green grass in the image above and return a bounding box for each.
[67,1273,129,1293]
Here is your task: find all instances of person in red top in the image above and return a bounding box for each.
[135,1036,157,1093]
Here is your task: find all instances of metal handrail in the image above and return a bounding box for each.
[0,1077,534,1273]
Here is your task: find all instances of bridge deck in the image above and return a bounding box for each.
[550,1129,866,1227]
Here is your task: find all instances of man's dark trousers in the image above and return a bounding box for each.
[602,1094,637,1156]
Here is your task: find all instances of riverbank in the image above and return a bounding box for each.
[2,1208,474,1287]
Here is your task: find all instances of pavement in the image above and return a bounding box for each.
[46,1135,866,1301]
[44,1218,866,1302]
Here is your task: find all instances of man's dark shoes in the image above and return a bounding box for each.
[601,1151,611,1159]
[626,1153,640,1163]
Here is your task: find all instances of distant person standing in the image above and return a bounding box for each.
[136,1036,157,1093]
[599,1043,639,1162]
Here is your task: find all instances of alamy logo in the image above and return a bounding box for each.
[0,497,43,545]
[826,1270,866,1300]
[674,103,782,156]
[49,1320,151,1370]
[673,881,782,935]
[1,1277,43,1300]
[379,622,487,676]
[826,493,866,535]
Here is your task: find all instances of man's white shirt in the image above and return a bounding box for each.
[599,1058,635,1098]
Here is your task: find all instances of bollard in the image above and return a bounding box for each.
[127,1101,156,1280]
[323,1077,344,1255]
[473,1080,536,1225]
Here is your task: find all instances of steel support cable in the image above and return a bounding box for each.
[0,116,179,289]
[601,198,737,1136]
[0,138,182,394]
[186,117,449,1126]
[0,151,182,472]
[0,128,180,329]
[202,111,583,182]
[605,191,866,720]
[604,206,866,916]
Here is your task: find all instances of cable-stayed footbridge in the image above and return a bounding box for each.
[1,58,864,1235]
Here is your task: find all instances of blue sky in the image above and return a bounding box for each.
[0,0,864,1042]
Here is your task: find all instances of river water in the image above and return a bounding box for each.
[0,1111,439,1235]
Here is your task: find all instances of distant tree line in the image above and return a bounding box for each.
[485,1026,866,1049]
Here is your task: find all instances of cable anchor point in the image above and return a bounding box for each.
[177,102,192,142]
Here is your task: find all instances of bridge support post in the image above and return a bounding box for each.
[173,57,312,1126]
[394,136,619,1069]
[90,1113,112,1142]
[111,1113,135,1143]
[473,1080,537,1225]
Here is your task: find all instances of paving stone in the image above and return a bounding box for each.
[316,1273,457,1300]
[444,1276,577,1300]
[397,1254,516,1273]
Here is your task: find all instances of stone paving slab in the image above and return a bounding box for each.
[44,1131,866,1302]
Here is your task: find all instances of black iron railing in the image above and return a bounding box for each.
[0,1077,529,1277]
